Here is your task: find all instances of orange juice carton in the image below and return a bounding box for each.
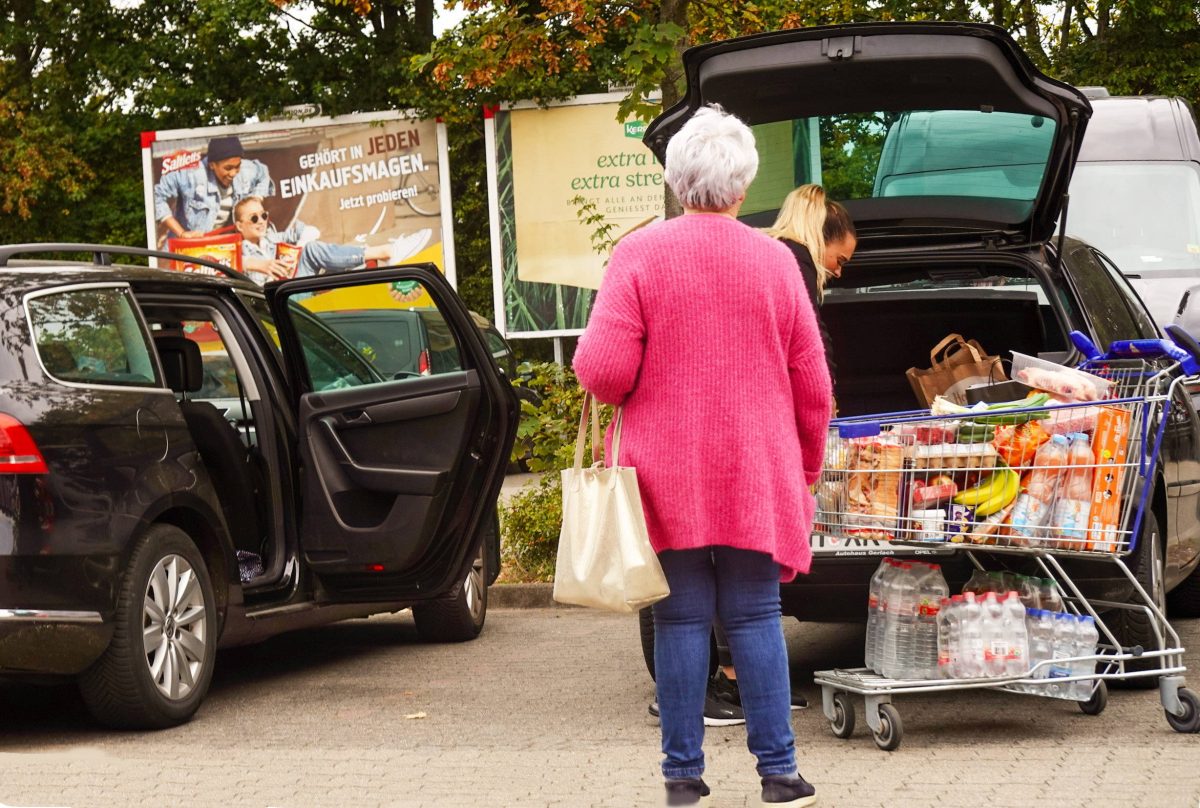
[1087,406,1131,552]
[274,242,302,278]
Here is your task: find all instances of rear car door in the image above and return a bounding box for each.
[265,266,517,600]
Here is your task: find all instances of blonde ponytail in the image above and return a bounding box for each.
[764,184,829,293]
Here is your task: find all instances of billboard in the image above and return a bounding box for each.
[486,94,664,338]
[141,110,454,295]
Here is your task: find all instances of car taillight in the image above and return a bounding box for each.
[0,414,48,474]
[418,349,430,376]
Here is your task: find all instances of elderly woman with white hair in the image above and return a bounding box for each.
[573,105,831,807]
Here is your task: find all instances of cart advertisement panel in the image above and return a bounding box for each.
[486,94,664,338]
[141,111,454,308]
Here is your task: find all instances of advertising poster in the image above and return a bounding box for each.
[141,111,454,308]
[486,94,664,338]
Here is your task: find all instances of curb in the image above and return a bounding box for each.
[489,582,570,609]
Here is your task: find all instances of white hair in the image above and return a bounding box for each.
[663,105,758,212]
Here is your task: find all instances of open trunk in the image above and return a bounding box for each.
[820,253,1075,417]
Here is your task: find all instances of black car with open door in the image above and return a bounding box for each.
[0,245,517,728]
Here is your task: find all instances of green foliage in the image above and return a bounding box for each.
[498,472,561,582]
[512,361,611,472]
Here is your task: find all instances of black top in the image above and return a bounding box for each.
[780,238,837,388]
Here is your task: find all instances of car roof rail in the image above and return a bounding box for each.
[0,243,248,281]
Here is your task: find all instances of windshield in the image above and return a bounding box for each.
[1065,162,1200,272]
[742,109,1057,215]
[1063,161,1200,327]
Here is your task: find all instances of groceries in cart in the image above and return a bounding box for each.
[817,355,1140,552]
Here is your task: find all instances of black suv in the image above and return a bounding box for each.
[637,22,1200,671]
[0,245,517,728]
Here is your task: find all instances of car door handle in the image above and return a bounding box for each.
[341,410,372,426]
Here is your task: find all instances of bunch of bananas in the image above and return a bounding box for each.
[952,465,1019,516]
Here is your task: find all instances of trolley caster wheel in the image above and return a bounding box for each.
[872,703,903,751]
[829,692,855,739]
[1165,687,1200,733]
[1079,680,1108,716]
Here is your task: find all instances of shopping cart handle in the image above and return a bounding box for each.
[1069,330,1101,360]
[1164,324,1200,375]
[1106,337,1194,368]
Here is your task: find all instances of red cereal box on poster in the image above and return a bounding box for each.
[274,243,302,279]
[165,233,243,275]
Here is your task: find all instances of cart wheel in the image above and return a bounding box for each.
[1165,687,1200,733]
[872,703,903,751]
[1079,680,1108,716]
[829,692,855,739]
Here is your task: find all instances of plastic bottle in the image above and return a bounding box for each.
[1010,435,1070,544]
[1072,615,1100,700]
[913,563,949,679]
[1001,591,1030,677]
[1047,612,1076,695]
[980,591,1007,677]
[880,563,910,678]
[1038,578,1065,613]
[1016,574,1041,609]
[937,596,958,678]
[865,559,892,672]
[1025,608,1056,691]
[962,568,990,596]
[1051,433,1094,550]
[888,563,920,679]
[957,592,986,678]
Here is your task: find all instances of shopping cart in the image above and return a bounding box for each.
[812,328,1200,750]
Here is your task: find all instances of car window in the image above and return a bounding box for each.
[1064,247,1144,350]
[1091,250,1160,339]
[742,109,1057,216]
[281,280,465,388]
[27,285,158,388]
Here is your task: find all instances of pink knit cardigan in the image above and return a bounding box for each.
[573,213,832,580]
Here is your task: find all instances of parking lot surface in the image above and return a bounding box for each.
[1,608,1198,807]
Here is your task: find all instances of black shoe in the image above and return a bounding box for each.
[760,772,817,806]
[710,669,740,706]
[648,692,746,727]
[665,777,710,806]
[712,670,808,711]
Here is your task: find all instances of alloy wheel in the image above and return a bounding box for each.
[142,554,209,700]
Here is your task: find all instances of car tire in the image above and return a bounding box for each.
[78,524,218,729]
[412,541,487,643]
[1166,562,1200,618]
[1110,509,1166,689]
[638,606,718,682]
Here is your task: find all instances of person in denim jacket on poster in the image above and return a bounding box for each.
[232,196,424,285]
[154,135,275,239]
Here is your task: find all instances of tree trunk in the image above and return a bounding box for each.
[659,0,690,219]
[1058,1,1072,58]
[991,0,1004,29]
[1017,0,1049,64]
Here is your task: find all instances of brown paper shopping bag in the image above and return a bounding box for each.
[906,333,1007,407]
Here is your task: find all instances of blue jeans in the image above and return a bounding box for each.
[653,547,796,780]
[297,241,367,277]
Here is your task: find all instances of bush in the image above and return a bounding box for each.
[498,472,562,583]
[511,362,611,472]
[500,362,613,582]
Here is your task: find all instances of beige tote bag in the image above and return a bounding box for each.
[552,393,669,613]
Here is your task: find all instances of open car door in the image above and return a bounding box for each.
[266,265,517,601]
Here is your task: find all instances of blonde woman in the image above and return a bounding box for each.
[765,185,856,386]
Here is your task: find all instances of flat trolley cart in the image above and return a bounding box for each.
[812,329,1200,751]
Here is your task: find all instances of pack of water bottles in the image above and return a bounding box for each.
[866,560,1099,696]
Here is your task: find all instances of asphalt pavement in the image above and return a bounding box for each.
[1,607,1198,807]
